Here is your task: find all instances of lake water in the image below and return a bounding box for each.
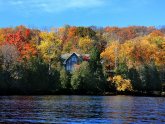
[0,95,165,124]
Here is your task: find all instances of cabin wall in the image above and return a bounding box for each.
[65,54,79,72]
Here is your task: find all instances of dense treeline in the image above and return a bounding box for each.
[0,25,164,95]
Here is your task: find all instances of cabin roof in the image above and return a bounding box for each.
[61,53,80,60]
[61,53,80,64]
[61,52,90,64]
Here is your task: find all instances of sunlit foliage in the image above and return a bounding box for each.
[112,75,132,91]
[0,25,164,94]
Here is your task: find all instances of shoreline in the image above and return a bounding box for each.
[0,91,164,97]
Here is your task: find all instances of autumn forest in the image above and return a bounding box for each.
[0,25,165,95]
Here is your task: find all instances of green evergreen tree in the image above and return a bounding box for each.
[89,47,107,92]
[71,67,81,91]
[139,65,150,92]
[128,68,142,91]
[71,62,95,94]
[60,67,71,90]
[140,64,162,92]
[115,62,129,78]
[148,63,161,91]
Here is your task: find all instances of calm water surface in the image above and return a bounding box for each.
[0,95,165,124]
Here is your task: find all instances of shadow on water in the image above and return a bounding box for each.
[0,95,165,123]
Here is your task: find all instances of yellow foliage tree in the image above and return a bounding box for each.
[62,41,73,53]
[159,43,165,66]
[38,32,62,70]
[0,29,5,43]
[101,35,165,69]
[78,36,94,53]
[101,41,120,68]
[146,34,165,66]
[112,75,132,91]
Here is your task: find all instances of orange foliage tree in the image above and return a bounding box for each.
[2,29,37,61]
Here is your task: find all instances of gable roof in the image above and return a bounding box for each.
[61,53,80,60]
[61,52,90,64]
[61,53,80,64]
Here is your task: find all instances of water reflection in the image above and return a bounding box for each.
[0,96,165,123]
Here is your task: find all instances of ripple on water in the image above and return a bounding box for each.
[0,96,165,123]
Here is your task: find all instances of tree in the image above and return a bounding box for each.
[62,40,73,53]
[71,66,81,91]
[78,62,96,93]
[20,57,60,93]
[78,36,94,53]
[140,63,161,92]
[101,41,120,69]
[147,34,165,66]
[75,27,96,38]
[115,62,129,78]
[3,30,37,61]
[0,44,19,72]
[38,32,62,73]
[0,29,5,43]
[128,68,142,91]
[138,64,161,92]
[148,63,161,91]
[89,47,107,92]
[71,62,94,93]
[60,67,71,90]
[112,75,132,92]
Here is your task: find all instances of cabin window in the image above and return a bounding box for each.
[66,64,71,71]
[71,56,77,62]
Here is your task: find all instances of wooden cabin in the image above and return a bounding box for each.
[61,53,90,72]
